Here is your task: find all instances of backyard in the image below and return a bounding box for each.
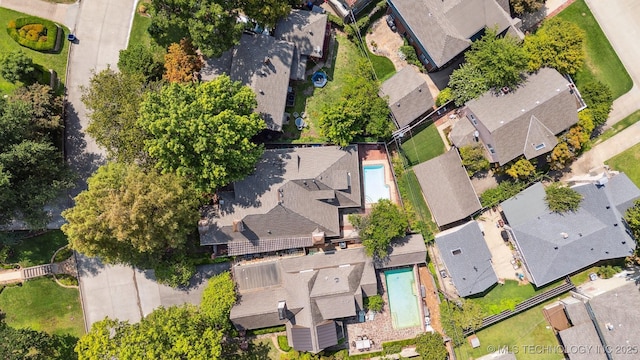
[0,231,83,338]
[468,280,562,316]
[399,123,446,166]
[454,301,563,360]
[556,0,632,99]
[0,7,71,94]
[605,142,640,188]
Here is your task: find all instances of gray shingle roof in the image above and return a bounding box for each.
[462,68,579,165]
[201,33,294,131]
[230,247,382,353]
[379,67,434,128]
[435,221,498,296]
[501,174,639,286]
[275,10,328,58]
[199,146,361,247]
[374,233,427,269]
[559,323,608,360]
[291,326,314,351]
[413,149,481,227]
[389,0,516,68]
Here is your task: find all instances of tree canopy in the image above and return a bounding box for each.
[75,306,224,360]
[200,271,237,329]
[0,50,34,83]
[459,144,490,176]
[149,0,243,58]
[349,199,408,259]
[82,68,150,163]
[449,64,490,106]
[545,182,582,213]
[61,162,200,276]
[138,76,265,194]
[0,88,72,227]
[506,158,536,180]
[624,200,640,247]
[415,332,447,360]
[524,18,585,75]
[0,315,77,360]
[163,38,203,83]
[318,60,392,145]
[118,43,163,80]
[580,80,613,127]
[510,0,545,15]
[239,0,293,27]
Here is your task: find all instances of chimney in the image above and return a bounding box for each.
[232,220,244,232]
[278,301,287,320]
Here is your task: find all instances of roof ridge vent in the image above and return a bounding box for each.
[560,232,569,239]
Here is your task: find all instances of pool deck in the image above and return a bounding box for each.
[345,266,423,355]
[359,144,400,207]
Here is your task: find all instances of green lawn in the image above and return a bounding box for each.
[556,0,632,99]
[3,230,68,267]
[237,338,280,360]
[455,301,563,360]
[127,6,184,59]
[605,142,640,187]
[0,7,71,94]
[593,110,640,145]
[468,280,563,316]
[570,267,600,286]
[363,44,396,81]
[399,123,446,166]
[0,277,84,337]
[403,169,438,240]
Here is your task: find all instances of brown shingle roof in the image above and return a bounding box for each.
[379,67,434,128]
[413,149,481,227]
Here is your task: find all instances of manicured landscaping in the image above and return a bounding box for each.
[128,8,181,62]
[7,17,59,52]
[0,277,84,337]
[593,110,640,145]
[454,301,562,360]
[468,279,565,316]
[556,0,632,99]
[364,45,395,81]
[399,123,446,166]
[605,142,640,188]
[0,8,70,94]
[3,230,68,267]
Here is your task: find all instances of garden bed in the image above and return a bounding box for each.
[7,16,60,52]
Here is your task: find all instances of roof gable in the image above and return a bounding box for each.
[275,9,328,57]
[522,115,559,160]
[380,67,435,128]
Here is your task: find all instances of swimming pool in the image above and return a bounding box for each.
[363,164,391,204]
[385,268,421,329]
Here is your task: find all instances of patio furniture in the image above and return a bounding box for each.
[293,112,299,118]
[295,117,305,130]
[355,339,371,350]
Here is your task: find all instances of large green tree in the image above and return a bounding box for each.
[61,162,200,274]
[11,84,63,138]
[75,306,224,360]
[200,272,237,329]
[465,30,528,90]
[138,76,265,194]
[545,182,582,213]
[415,332,447,360]
[349,199,408,259]
[524,18,585,75]
[0,50,34,83]
[149,0,243,58]
[239,0,293,27]
[580,81,613,127]
[319,60,392,145]
[459,144,490,176]
[82,68,150,163]
[448,64,490,106]
[118,43,163,80]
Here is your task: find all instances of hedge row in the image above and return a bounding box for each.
[7,16,60,52]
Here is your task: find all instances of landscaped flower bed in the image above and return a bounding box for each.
[7,16,60,52]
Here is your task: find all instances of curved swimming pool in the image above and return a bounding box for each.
[363,164,391,204]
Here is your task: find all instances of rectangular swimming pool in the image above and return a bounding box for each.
[363,164,391,204]
[384,268,421,329]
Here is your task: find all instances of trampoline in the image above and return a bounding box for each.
[312,71,328,88]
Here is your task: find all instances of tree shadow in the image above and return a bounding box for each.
[75,253,105,277]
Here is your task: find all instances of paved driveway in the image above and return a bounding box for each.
[65,0,136,194]
[78,255,230,329]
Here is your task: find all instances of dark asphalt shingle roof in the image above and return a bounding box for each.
[501,174,639,286]
[199,146,361,248]
[413,149,481,227]
[275,10,328,58]
[389,0,517,68]
[374,234,427,269]
[379,67,435,128]
[435,221,498,296]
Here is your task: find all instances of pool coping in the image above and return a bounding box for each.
[384,267,422,330]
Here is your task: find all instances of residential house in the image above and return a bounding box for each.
[230,234,427,353]
[387,0,523,71]
[500,173,639,287]
[201,33,294,132]
[379,67,435,129]
[555,282,640,360]
[198,146,362,256]
[450,68,583,166]
[328,0,372,19]
[435,221,498,297]
[413,149,481,228]
[275,9,330,81]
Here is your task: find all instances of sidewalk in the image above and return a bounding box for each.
[0,0,78,29]
[0,269,22,283]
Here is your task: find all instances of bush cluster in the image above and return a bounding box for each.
[278,335,291,352]
[7,16,59,52]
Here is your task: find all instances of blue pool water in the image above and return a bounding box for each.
[363,164,391,204]
[385,268,421,329]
